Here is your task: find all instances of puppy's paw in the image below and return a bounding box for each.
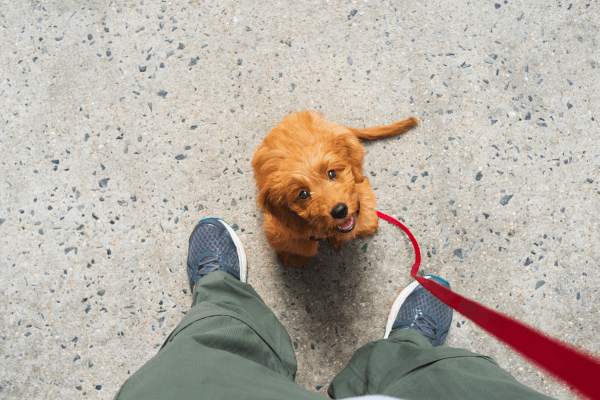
[356,216,378,239]
[277,252,309,269]
[328,236,345,251]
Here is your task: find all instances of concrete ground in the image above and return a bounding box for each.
[1,0,599,398]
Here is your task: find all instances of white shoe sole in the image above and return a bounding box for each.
[216,218,248,283]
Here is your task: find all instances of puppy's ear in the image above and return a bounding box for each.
[258,186,309,232]
[334,133,366,184]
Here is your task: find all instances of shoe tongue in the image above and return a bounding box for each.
[198,255,221,274]
[413,312,438,341]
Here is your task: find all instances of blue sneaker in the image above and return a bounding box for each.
[187,218,247,291]
[383,275,453,347]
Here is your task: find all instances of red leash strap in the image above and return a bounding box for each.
[377,211,600,400]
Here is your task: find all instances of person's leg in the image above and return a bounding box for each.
[329,276,555,400]
[114,219,323,400]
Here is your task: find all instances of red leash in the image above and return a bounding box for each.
[377,211,600,400]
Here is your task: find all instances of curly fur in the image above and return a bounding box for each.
[252,111,418,268]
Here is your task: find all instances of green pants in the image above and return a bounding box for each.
[114,271,553,400]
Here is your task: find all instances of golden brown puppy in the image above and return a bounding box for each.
[252,111,418,268]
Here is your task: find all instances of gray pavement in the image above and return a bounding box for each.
[1,0,599,398]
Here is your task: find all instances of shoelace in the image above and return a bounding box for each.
[411,311,440,345]
[197,255,222,277]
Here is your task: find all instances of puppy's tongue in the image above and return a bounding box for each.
[338,216,354,230]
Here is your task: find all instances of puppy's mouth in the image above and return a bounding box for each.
[335,201,360,233]
[336,215,356,233]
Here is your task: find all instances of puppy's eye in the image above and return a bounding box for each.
[328,170,337,180]
[299,190,309,200]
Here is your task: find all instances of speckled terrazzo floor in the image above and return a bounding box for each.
[1,0,599,398]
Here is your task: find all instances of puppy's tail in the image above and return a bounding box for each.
[349,116,419,142]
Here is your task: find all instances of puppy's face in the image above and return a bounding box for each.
[260,146,362,236]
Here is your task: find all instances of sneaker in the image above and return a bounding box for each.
[383,275,453,347]
[187,218,247,291]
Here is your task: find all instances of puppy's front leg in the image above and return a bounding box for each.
[355,215,378,239]
[277,252,309,269]
[354,180,379,239]
[264,215,317,268]
[328,236,345,250]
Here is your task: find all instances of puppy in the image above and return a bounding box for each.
[252,111,418,268]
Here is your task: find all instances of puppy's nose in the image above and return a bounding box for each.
[331,203,348,219]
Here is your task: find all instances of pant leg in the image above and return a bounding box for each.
[114,271,323,400]
[328,329,555,400]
